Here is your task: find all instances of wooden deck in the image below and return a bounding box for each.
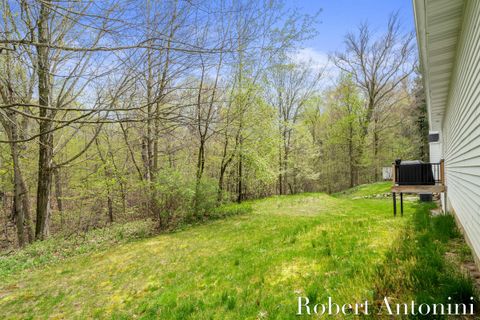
[391,184,446,193]
[391,159,446,216]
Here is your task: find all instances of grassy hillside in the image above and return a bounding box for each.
[0,185,476,319]
[334,181,392,198]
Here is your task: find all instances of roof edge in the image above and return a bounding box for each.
[413,0,434,131]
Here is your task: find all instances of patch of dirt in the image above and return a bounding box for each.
[0,283,21,300]
[437,203,480,295]
[461,262,480,291]
[444,238,480,292]
[430,207,443,216]
[353,193,418,201]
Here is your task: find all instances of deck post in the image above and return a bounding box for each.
[392,162,397,217]
[443,190,447,214]
[393,192,396,216]
[392,163,396,184]
[400,193,403,216]
[440,159,446,213]
[440,159,445,185]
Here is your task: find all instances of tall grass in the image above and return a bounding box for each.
[374,203,478,318]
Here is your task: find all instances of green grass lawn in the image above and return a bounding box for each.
[334,181,392,198]
[0,186,476,319]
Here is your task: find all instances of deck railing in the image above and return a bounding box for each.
[392,159,444,186]
[391,159,445,217]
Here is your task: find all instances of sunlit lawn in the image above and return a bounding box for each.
[0,185,474,319]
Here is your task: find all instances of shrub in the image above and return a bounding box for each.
[192,177,218,220]
[154,168,195,222]
[155,169,228,223]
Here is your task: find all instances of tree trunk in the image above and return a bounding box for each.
[348,123,355,188]
[141,139,151,215]
[278,147,283,195]
[54,168,63,213]
[194,139,206,212]
[5,115,33,246]
[13,157,25,247]
[0,34,33,246]
[237,152,243,203]
[107,195,114,223]
[218,167,226,203]
[217,138,236,203]
[35,0,53,240]
[283,138,289,194]
[19,168,33,243]
[36,133,53,240]
[237,133,244,203]
[196,141,206,182]
[373,122,379,182]
[119,182,127,216]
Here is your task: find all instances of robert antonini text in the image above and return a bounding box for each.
[297,296,475,316]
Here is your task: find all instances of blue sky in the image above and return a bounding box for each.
[289,0,415,52]
[287,0,415,84]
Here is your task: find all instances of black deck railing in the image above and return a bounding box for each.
[393,160,443,186]
[391,159,445,217]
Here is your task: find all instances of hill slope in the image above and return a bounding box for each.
[0,186,472,319]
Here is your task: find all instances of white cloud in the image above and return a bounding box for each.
[291,47,339,88]
[292,47,329,69]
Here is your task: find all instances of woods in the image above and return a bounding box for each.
[0,1,427,249]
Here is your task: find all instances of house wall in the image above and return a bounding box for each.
[442,0,480,259]
[429,135,442,163]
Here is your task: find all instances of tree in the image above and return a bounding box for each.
[0,4,36,246]
[332,13,416,181]
[265,62,322,194]
[326,75,364,188]
[412,71,429,161]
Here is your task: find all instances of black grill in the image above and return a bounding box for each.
[394,159,436,185]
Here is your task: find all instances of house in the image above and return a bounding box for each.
[413,0,480,264]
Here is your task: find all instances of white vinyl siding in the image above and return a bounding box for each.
[429,140,442,163]
[442,0,480,258]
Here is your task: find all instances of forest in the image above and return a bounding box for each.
[0,0,428,249]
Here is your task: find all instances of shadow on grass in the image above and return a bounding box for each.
[373,202,479,319]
